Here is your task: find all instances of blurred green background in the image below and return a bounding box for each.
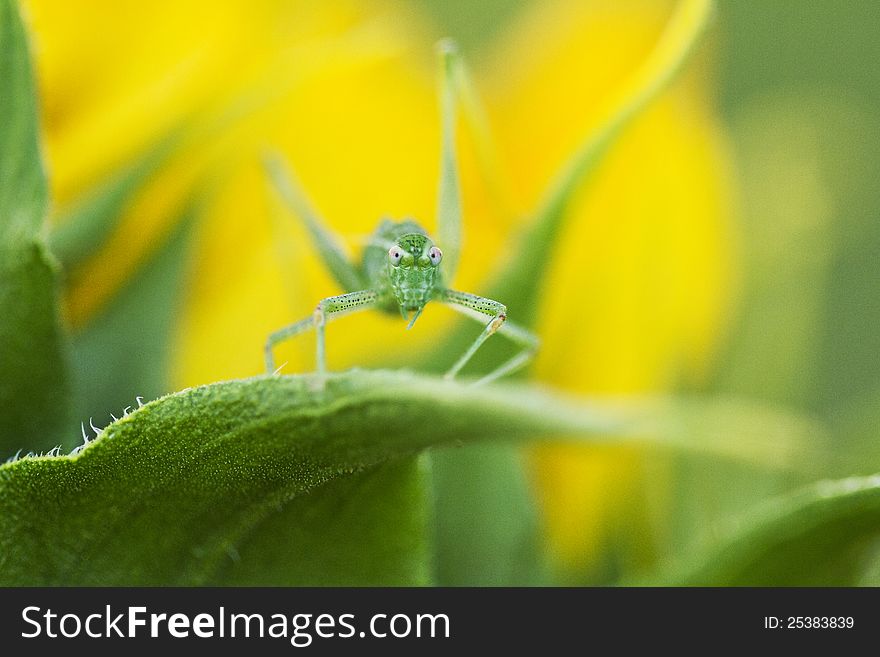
[721,1,880,420]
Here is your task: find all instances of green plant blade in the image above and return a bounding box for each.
[431,444,548,586]
[663,474,880,586]
[216,457,431,586]
[0,0,70,453]
[0,370,820,585]
[47,132,181,273]
[263,152,366,294]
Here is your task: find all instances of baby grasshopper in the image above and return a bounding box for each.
[264,41,538,385]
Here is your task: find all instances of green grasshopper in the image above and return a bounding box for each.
[264,41,538,386]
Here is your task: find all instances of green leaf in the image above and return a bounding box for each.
[48,132,181,272]
[0,370,820,585]
[663,474,880,586]
[263,152,365,293]
[217,457,432,586]
[0,0,70,454]
[431,444,548,585]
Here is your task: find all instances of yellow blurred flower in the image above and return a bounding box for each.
[25,0,734,573]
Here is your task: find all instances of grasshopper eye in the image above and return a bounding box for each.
[428,246,443,266]
[388,247,404,266]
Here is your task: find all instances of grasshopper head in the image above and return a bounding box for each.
[387,233,443,317]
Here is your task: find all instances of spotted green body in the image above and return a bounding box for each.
[264,41,538,386]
